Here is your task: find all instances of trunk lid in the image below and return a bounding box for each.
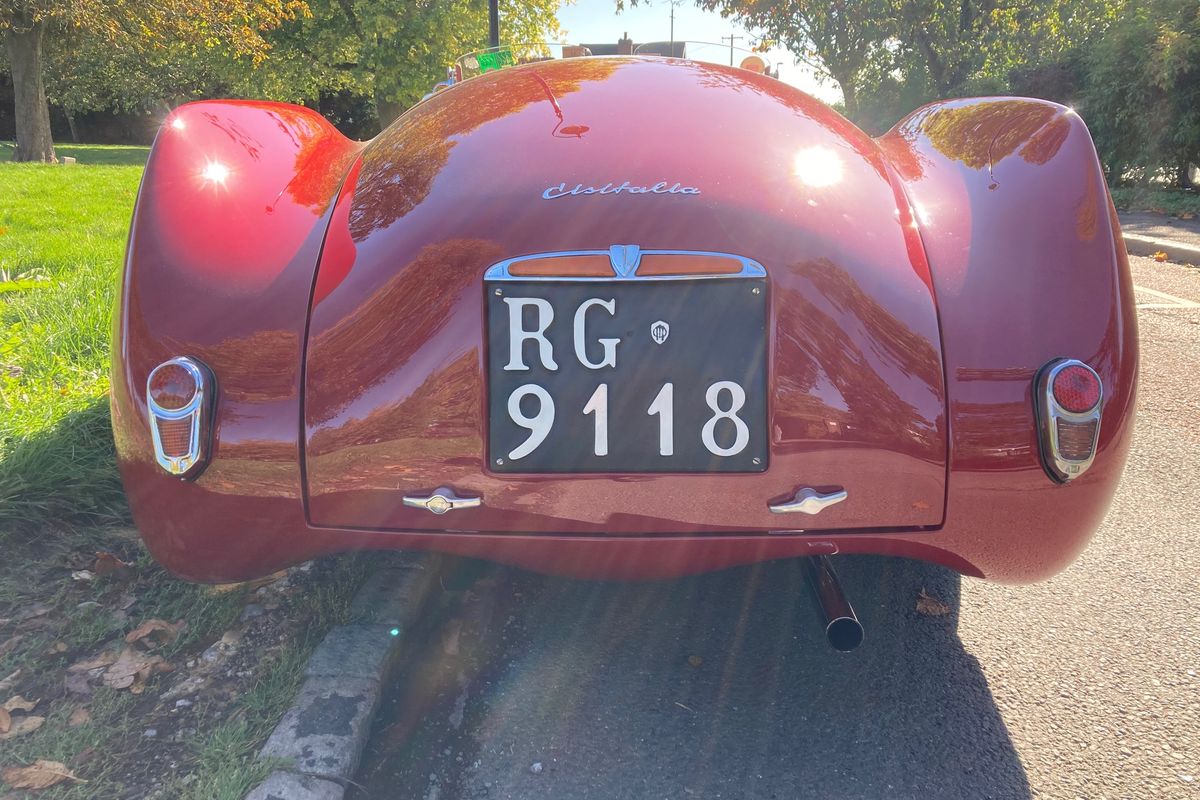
[302,57,946,534]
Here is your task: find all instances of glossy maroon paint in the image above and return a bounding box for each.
[113,61,1136,584]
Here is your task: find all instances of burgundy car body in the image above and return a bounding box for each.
[112,57,1137,583]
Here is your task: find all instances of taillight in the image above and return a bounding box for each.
[1035,359,1102,483]
[146,357,214,478]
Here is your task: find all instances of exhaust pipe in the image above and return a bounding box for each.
[803,556,864,652]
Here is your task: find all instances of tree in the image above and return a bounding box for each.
[260,0,563,129]
[2,2,57,161]
[696,0,894,117]
[1082,0,1200,185]
[1,0,308,162]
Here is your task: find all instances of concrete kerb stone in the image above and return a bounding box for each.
[245,771,346,800]
[1125,233,1200,267]
[244,553,448,798]
[259,674,381,780]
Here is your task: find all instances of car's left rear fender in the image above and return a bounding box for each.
[112,100,361,579]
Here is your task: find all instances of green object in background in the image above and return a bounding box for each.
[477,48,515,73]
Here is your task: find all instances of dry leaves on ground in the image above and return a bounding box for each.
[3,695,37,713]
[125,619,185,651]
[92,552,134,579]
[1154,251,1169,262]
[915,588,951,616]
[207,569,288,595]
[1,760,85,790]
[0,669,22,692]
[0,696,44,739]
[68,706,91,727]
[101,648,173,693]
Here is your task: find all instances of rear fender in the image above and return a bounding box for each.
[878,97,1138,581]
[112,100,362,580]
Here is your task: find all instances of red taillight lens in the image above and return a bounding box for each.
[1052,364,1101,413]
[148,363,198,411]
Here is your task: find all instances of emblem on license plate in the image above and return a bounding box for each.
[650,320,670,345]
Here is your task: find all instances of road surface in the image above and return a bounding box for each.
[352,254,1200,800]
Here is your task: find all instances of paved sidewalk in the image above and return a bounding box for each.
[1119,211,1200,266]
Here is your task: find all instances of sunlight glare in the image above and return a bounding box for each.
[200,160,230,185]
[793,147,843,188]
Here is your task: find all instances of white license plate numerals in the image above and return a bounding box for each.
[506,380,751,462]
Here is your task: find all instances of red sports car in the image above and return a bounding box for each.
[112,48,1137,648]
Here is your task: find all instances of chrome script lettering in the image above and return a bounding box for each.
[542,181,701,199]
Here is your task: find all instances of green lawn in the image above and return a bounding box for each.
[0,143,374,796]
[0,144,148,530]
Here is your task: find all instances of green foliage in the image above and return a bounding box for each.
[697,0,896,115]
[1082,0,1200,184]
[257,0,564,127]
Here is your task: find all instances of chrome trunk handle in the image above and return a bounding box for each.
[769,487,847,515]
[402,487,481,515]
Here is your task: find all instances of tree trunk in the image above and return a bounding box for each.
[5,14,56,163]
[834,73,859,119]
[65,109,79,144]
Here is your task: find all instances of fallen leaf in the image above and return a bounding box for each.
[102,648,172,692]
[0,707,8,734]
[916,588,951,617]
[68,707,91,727]
[3,695,37,713]
[71,570,96,582]
[16,603,51,622]
[67,651,119,673]
[687,655,703,667]
[1154,251,1169,262]
[0,634,23,658]
[45,641,68,655]
[0,714,44,739]
[0,668,22,692]
[125,619,185,650]
[1,760,85,789]
[207,570,288,595]
[92,552,133,579]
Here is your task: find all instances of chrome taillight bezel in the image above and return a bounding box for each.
[1034,358,1102,483]
[146,356,214,479]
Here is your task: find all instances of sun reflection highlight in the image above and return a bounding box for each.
[170,117,186,131]
[793,147,843,188]
[200,160,230,185]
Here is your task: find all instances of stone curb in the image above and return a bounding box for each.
[245,554,447,800]
[1125,233,1200,267]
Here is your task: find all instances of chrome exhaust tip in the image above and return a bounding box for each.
[804,556,864,652]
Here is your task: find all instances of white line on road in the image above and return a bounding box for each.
[1133,285,1200,309]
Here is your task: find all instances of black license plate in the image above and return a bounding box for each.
[486,279,768,473]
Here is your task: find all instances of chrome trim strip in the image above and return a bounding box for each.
[483,246,767,282]
[769,487,849,515]
[403,487,482,515]
[1034,358,1103,483]
[146,356,213,479]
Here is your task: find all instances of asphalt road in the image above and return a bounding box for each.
[352,254,1200,800]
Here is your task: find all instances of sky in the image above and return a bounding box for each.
[554,0,842,104]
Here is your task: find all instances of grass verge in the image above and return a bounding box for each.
[0,144,148,532]
[1110,186,1200,217]
[0,147,375,797]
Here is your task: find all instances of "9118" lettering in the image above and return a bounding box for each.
[505,380,750,461]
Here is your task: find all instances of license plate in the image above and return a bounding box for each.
[486,279,768,473]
